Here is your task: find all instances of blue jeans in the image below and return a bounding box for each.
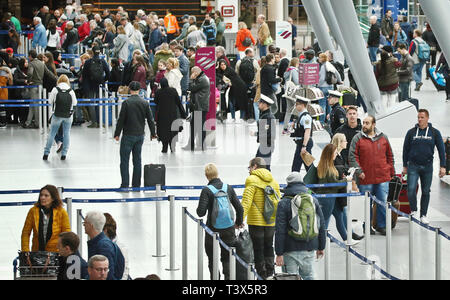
[120,135,145,188]
[258,44,267,58]
[368,47,378,63]
[318,197,335,229]
[332,204,348,241]
[407,162,433,217]
[54,124,63,144]
[253,102,260,121]
[399,82,410,101]
[67,43,78,67]
[44,116,72,156]
[413,62,425,86]
[358,182,389,229]
[283,251,316,280]
[319,87,332,123]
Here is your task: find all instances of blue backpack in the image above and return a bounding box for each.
[203,25,216,44]
[416,39,430,61]
[207,184,235,229]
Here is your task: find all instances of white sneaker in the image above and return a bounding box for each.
[420,216,430,225]
[410,211,417,218]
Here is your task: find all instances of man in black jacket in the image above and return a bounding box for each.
[197,163,244,280]
[57,232,89,280]
[114,81,157,188]
[260,53,281,114]
[367,16,380,63]
[335,106,362,164]
[327,90,346,136]
[61,21,79,67]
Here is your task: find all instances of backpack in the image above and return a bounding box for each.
[207,184,235,229]
[53,87,73,118]
[331,61,345,82]
[239,58,256,84]
[242,36,252,48]
[288,193,319,241]
[203,25,216,44]
[416,39,430,61]
[88,58,105,84]
[253,185,280,225]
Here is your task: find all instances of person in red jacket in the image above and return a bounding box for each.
[235,22,256,59]
[349,115,395,236]
[77,14,90,43]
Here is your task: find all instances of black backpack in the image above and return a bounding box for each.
[239,58,256,84]
[88,58,105,84]
[332,61,345,82]
[53,87,73,118]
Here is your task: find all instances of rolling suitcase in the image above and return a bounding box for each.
[428,66,446,91]
[144,164,166,187]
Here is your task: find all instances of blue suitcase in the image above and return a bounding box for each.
[429,66,446,91]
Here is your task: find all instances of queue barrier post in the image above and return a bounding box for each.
[325,230,331,280]
[370,260,376,280]
[38,85,43,134]
[43,88,47,135]
[229,247,236,280]
[435,227,442,280]
[386,202,392,277]
[165,195,179,271]
[66,197,73,229]
[153,184,165,258]
[99,86,103,134]
[77,209,83,258]
[197,219,204,280]
[346,182,353,245]
[346,243,352,280]
[182,207,188,280]
[409,214,414,280]
[212,232,220,280]
[364,192,371,260]
[111,92,117,139]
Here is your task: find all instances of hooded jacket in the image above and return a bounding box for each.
[87,232,125,280]
[275,181,326,255]
[349,128,395,185]
[241,168,281,227]
[165,68,183,96]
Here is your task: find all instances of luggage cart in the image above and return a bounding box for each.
[13,255,59,280]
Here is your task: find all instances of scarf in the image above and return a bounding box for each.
[38,206,54,251]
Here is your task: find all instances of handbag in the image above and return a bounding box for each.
[264,35,274,46]
[18,251,59,277]
[303,164,318,185]
[234,229,254,280]
[283,70,298,102]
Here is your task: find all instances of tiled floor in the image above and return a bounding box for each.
[0,71,449,280]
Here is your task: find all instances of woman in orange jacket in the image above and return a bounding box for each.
[235,22,256,59]
[21,185,71,252]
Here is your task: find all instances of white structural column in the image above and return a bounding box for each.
[418,0,450,66]
[267,0,284,21]
[329,0,383,116]
[302,0,335,53]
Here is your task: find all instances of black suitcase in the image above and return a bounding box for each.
[388,176,403,203]
[144,164,166,187]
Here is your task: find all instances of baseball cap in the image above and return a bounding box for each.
[128,81,141,91]
[6,48,13,54]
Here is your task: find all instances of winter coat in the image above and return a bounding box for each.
[154,85,186,142]
[129,29,146,52]
[224,67,248,112]
[319,61,342,88]
[260,64,281,96]
[197,178,244,228]
[61,28,79,50]
[113,34,129,62]
[148,28,163,52]
[275,182,326,256]
[165,68,183,97]
[186,30,207,48]
[177,54,190,93]
[335,119,362,164]
[132,64,147,90]
[32,23,47,49]
[28,58,57,86]
[21,205,71,252]
[368,23,381,47]
[77,22,90,42]
[13,67,29,99]
[235,28,256,52]
[349,129,395,185]
[375,56,401,91]
[241,168,281,227]
[189,72,210,112]
[257,22,270,45]
[397,53,414,83]
[152,49,174,73]
[87,232,125,280]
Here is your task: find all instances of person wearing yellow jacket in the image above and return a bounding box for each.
[21,185,71,252]
[164,9,180,42]
[241,157,281,279]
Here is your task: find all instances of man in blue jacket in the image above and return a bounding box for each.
[402,109,446,224]
[174,45,190,97]
[275,172,325,280]
[84,211,125,280]
[31,17,47,49]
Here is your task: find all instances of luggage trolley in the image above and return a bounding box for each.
[13,252,59,280]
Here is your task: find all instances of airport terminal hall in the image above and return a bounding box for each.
[1,0,450,283]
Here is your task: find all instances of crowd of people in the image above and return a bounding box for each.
[2,4,448,280]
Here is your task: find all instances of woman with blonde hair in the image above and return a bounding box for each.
[317,144,353,242]
[235,21,255,59]
[43,74,78,160]
[165,57,183,97]
[113,25,129,63]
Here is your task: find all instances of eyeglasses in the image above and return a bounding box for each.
[94,267,109,273]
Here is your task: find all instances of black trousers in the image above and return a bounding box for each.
[189,110,207,150]
[204,225,236,280]
[248,225,275,279]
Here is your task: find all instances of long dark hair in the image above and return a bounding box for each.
[9,28,21,46]
[44,52,57,75]
[35,185,63,209]
[379,50,390,74]
[18,57,28,73]
[48,19,57,34]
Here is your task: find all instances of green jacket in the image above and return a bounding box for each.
[152,49,174,73]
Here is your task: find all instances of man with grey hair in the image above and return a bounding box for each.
[32,17,47,49]
[61,20,79,66]
[186,25,207,48]
[84,211,125,280]
[88,255,109,280]
[367,15,380,63]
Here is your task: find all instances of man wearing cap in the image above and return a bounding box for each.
[275,172,325,280]
[301,49,317,64]
[254,94,276,171]
[327,90,346,137]
[290,96,313,173]
[176,15,190,43]
[114,81,157,188]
